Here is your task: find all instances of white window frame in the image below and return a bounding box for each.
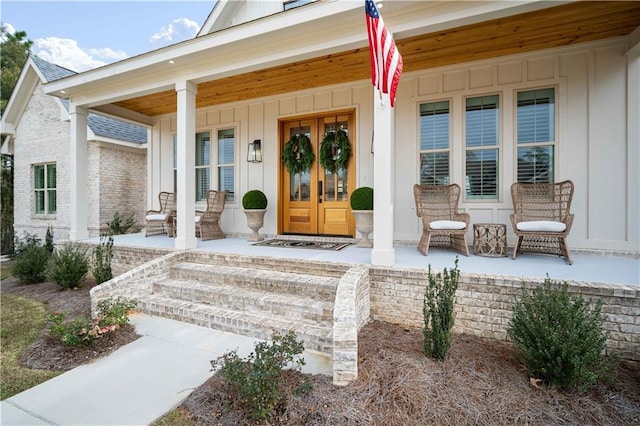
[514,86,558,184]
[418,99,452,185]
[33,162,56,216]
[195,131,211,202]
[463,92,501,201]
[214,126,237,204]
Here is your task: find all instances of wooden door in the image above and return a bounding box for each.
[281,113,355,236]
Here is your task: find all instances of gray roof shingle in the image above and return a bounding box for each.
[32,56,147,145]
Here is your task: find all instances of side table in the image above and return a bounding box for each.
[473,223,507,257]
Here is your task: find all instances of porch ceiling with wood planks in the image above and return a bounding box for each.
[114,2,640,117]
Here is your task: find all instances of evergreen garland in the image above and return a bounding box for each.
[281,134,315,174]
[319,129,351,174]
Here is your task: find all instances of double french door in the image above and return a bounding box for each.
[281,113,355,236]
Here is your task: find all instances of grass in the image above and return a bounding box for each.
[153,408,195,426]
[1,260,13,280]
[0,294,61,400]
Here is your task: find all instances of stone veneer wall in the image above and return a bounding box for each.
[94,145,146,237]
[369,267,640,362]
[332,266,370,386]
[99,246,639,362]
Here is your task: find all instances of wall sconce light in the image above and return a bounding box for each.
[247,139,262,163]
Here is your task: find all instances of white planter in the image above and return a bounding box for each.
[352,210,373,248]
[244,209,266,241]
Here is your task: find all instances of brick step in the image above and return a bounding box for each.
[169,262,339,299]
[137,295,333,354]
[153,278,334,325]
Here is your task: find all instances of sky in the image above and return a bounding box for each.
[1,1,217,72]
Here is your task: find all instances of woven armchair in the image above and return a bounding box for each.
[196,190,228,241]
[145,192,176,237]
[413,184,470,256]
[510,180,574,264]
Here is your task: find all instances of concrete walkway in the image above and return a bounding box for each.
[1,314,332,426]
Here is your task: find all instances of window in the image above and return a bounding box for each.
[217,128,235,202]
[419,100,450,185]
[517,88,555,183]
[34,163,56,214]
[195,132,211,201]
[173,129,235,202]
[465,94,499,200]
[284,0,314,10]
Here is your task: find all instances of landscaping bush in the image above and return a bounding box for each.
[12,235,50,284]
[92,235,114,284]
[48,296,137,347]
[423,258,460,360]
[44,225,54,254]
[211,331,310,420]
[47,244,88,289]
[107,211,138,235]
[97,296,137,326]
[507,278,617,392]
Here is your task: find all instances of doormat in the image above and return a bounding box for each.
[252,239,352,251]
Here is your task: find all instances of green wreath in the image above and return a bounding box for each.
[282,134,315,174]
[320,129,351,174]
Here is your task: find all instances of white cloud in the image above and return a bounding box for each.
[150,18,200,46]
[32,37,128,72]
[1,23,16,41]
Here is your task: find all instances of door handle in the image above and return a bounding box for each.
[318,181,323,204]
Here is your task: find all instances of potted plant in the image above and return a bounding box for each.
[242,190,268,242]
[350,186,373,248]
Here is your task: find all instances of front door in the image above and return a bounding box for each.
[281,113,355,236]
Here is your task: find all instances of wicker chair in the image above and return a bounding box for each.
[413,184,470,256]
[145,192,176,237]
[510,180,574,264]
[196,190,228,241]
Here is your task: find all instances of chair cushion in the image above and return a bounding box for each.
[430,220,467,230]
[195,216,201,223]
[146,214,167,221]
[517,220,566,232]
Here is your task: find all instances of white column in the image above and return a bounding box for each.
[626,28,640,246]
[371,89,395,266]
[175,80,197,250]
[69,104,88,241]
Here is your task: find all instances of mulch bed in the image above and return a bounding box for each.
[1,276,138,371]
[177,322,640,425]
[2,276,639,425]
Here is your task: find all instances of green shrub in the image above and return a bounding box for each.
[92,235,114,284]
[211,331,309,420]
[47,244,89,289]
[12,232,42,259]
[48,296,137,347]
[507,278,617,392]
[44,225,54,254]
[12,244,50,284]
[107,211,137,235]
[242,190,267,210]
[350,186,373,210]
[97,296,137,326]
[423,258,460,360]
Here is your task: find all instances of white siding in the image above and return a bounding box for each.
[152,38,638,253]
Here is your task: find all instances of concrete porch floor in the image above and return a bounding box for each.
[86,233,639,287]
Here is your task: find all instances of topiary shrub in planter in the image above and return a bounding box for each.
[242,190,268,210]
[350,186,373,211]
[350,187,373,247]
[242,190,268,242]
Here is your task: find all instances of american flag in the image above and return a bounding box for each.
[365,0,403,107]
